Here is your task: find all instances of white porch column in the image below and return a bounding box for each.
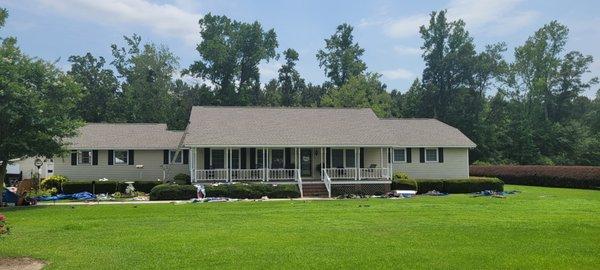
[380,147,383,168]
[262,147,266,181]
[225,148,229,182]
[389,147,393,180]
[189,147,196,182]
[265,148,269,181]
[355,147,358,180]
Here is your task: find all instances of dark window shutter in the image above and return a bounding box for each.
[71,151,77,166]
[204,148,210,169]
[92,150,98,165]
[326,148,331,168]
[388,148,391,163]
[419,148,425,163]
[360,148,365,168]
[284,148,291,168]
[249,148,256,169]
[183,149,189,164]
[108,150,113,165]
[406,148,412,163]
[438,148,444,163]
[128,150,134,165]
[163,150,169,164]
[240,148,247,169]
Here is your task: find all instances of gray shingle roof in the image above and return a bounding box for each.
[380,119,476,147]
[184,106,475,147]
[66,123,184,150]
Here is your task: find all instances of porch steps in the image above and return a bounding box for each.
[302,183,329,198]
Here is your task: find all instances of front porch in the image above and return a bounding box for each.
[188,147,393,197]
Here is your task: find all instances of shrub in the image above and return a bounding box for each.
[173,173,191,185]
[470,165,600,190]
[204,183,300,199]
[149,184,197,200]
[391,177,503,194]
[391,172,418,190]
[61,180,163,194]
[40,175,69,191]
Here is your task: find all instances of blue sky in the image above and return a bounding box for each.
[1,0,599,97]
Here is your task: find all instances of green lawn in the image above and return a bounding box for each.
[1,185,599,269]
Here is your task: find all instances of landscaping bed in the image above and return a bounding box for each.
[391,175,504,194]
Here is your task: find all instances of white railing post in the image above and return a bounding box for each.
[296,169,303,198]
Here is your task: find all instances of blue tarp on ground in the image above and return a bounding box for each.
[2,188,19,203]
[37,192,96,201]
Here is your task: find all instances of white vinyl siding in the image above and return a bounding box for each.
[392,148,469,179]
[54,150,188,181]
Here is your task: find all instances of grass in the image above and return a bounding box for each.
[0,185,599,269]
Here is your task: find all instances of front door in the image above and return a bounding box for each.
[300,149,312,177]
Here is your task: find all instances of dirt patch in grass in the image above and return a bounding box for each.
[0,257,46,270]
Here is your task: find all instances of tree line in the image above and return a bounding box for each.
[2,9,600,167]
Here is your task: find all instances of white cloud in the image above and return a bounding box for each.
[383,14,429,38]
[370,0,538,38]
[393,45,421,55]
[259,60,282,81]
[381,68,415,80]
[38,0,202,46]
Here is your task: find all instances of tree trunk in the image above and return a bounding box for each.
[0,160,7,207]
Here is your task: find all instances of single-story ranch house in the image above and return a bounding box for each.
[52,106,475,196]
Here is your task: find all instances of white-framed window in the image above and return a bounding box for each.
[114,150,129,165]
[330,148,356,168]
[78,150,92,165]
[425,148,438,162]
[169,150,182,164]
[393,148,407,163]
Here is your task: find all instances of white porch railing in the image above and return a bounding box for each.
[268,169,296,181]
[231,169,264,181]
[321,169,332,198]
[196,169,228,182]
[324,168,357,179]
[359,168,390,179]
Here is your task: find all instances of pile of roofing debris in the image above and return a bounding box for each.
[471,190,521,198]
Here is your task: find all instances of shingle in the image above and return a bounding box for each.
[184,106,475,147]
[66,123,183,149]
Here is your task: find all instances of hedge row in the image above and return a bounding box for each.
[391,177,504,194]
[205,183,300,199]
[470,165,600,189]
[148,183,301,200]
[149,184,197,200]
[62,181,163,194]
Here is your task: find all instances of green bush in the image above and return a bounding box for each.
[149,184,197,200]
[204,183,300,199]
[61,180,162,194]
[391,172,418,190]
[470,165,600,189]
[391,177,503,194]
[40,175,69,191]
[173,173,191,185]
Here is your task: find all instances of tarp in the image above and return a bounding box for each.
[37,192,96,201]
[2,188,19,203]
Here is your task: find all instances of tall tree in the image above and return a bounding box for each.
[316,23,367,87]
[187,13,278,105]
[299,83,326,107]
[111,34,178,123]
[68,53,119,122]
[321,73,392,117]
[278,48,305,106]
[0,8,82,204]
